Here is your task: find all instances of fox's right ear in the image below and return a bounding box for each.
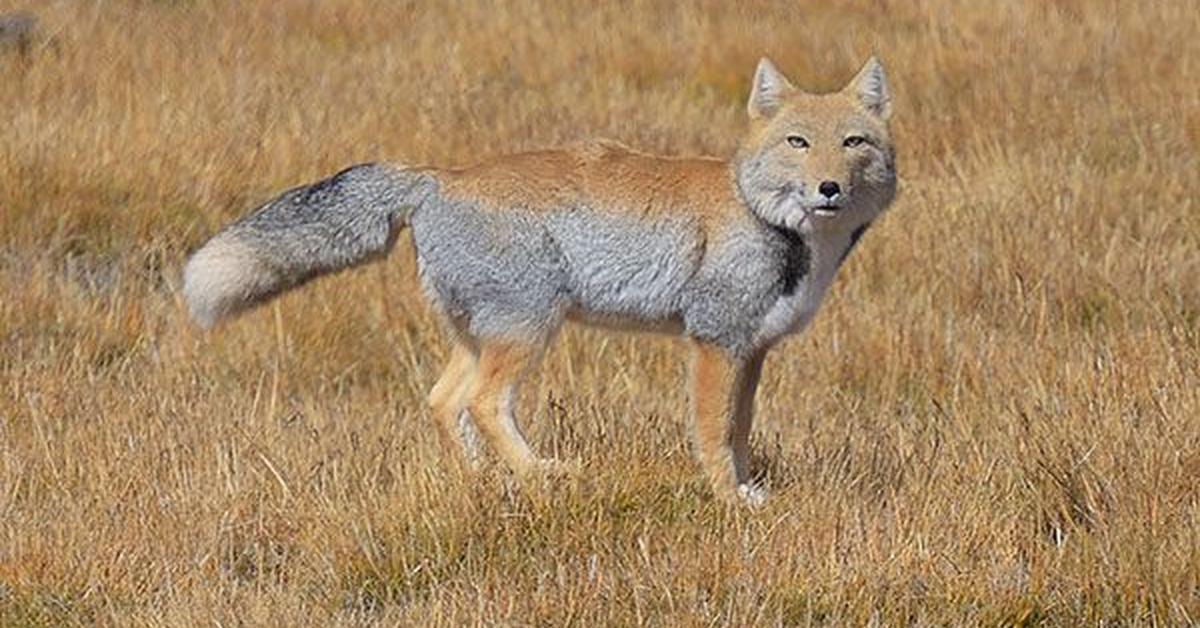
[748,57,795,120]
[847,56,891,119]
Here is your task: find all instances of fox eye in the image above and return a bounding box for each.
[786,135,809,149]
[843,135,868,148]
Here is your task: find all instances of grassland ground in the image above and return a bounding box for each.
[0,1,1197,625]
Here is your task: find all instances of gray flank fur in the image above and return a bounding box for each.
[408,190,806,357]
[183,163,435,328]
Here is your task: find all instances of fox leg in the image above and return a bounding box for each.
[428,342,482,465]
[689,341,767,504]
[467,339,551,476]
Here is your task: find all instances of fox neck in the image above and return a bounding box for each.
[728,160,875,346]
[756,221,864,347]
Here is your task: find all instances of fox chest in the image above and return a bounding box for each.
[754,269,837,345]
[681,225,855,354]
[752,229,853,346]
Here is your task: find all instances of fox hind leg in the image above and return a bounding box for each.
[467,339,562,477]
[428,342,482,466]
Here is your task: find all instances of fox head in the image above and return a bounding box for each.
[734,57,896,235]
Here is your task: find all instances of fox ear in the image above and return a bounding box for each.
[848,56,891,119]
[748,57,795,120]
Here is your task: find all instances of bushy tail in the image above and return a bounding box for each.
[182,162,435,328]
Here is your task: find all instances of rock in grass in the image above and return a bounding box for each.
[0,12,39,57]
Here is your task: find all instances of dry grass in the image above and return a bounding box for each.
[1,0,1198,625]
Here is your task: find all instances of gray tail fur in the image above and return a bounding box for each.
[182,162,435,328]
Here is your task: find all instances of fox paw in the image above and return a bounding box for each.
[737,483,768,507]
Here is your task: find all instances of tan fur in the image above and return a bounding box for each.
[744,90,890,186]
[438,139,745,233]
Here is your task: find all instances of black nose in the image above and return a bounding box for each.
[818,181,841,199]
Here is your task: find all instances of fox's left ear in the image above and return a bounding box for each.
[847,56,891,119]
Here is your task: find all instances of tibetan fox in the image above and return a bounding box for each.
[183,57,897,504]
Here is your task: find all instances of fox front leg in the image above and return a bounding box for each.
[689,342,767,505]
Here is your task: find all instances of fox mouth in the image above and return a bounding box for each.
[813,204,842,215]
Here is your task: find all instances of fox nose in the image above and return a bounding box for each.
[818,181,841,199]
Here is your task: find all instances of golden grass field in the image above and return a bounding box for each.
[1,0,1197,625]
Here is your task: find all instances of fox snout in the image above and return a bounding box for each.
[814,180,845,212]
[790,177,850,214]
[818,180,841,200]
